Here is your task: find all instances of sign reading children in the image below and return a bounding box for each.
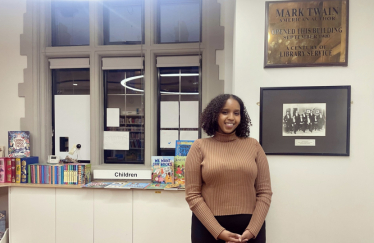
[265,0,348,67]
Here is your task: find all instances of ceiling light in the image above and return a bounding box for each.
[120,75,198,95]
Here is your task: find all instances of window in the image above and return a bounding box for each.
[157,0,201,43]
[157,56,201,155]
[52,1,90,46]
[103,57,145,164]
[51,65,90,162]
[103,0,144,45]
[21,0,224,169]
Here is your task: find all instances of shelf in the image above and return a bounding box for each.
[120,114,144,117]
[121,123,144,125]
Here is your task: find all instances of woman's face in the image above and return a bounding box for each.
[217,98,241,134]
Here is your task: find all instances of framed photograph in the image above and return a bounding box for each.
[260,86,351,156]
[264,0,349,68]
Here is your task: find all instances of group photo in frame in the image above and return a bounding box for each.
[260,86,351,156]
[264,0,349,68]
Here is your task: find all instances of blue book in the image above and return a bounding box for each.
[55,166,58,184]
[175,140,195,156]
[41,166,44,184]
[21,157,38,183]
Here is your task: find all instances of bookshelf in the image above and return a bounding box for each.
[106,114,145,163]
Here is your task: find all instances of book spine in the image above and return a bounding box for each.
[5,158,11,183]
[0,158,5,183]
[74,165,77,185]
[27,164,31,183]
[81,165,85,184]
[61,166,64,185]
[58,166,61,185]
[41,165,44,184]
[69,165,71,185]
[31,165,33,183]
[15,158,21,183]
[55,166,58,185]
[49,166,51,184]
[21,159,26,183]
[11,158,16,183]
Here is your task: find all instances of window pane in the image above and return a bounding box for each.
[159,1,201,43]
[104,70,145,164]
[158,66,200,156]
[53,69,90,95]
[104,1,144,45]
[52,1,89,46]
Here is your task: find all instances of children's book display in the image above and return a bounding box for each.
[82,182,112,188]
[151,156,174,184]
[8,131,30,158]
[175,140,194,156]
[174,156,186,189]
[104,182,130,189]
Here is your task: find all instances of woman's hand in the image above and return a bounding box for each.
[240,229,254,242]
[218,230,241,242]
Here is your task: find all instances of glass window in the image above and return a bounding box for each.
[52,1,90,46]
[158,67,200,156]
[52,69,90,161]
[103,1,144,45]
[158,0,201,43]
[104,70,145,164]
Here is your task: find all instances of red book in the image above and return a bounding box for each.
[0,158,5,183]
[11,158,16,183]
[5,158,12,183]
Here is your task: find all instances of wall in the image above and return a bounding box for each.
[234,0,374,242]
[0,0,27,156]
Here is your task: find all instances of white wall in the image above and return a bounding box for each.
[234,0,374,242]
[0,0,27,156]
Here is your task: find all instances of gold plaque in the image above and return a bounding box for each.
[265,0,348,67]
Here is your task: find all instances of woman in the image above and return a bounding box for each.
[185,94,272,243]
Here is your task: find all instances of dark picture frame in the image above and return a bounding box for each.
[260,86,351,156]
[264,0,349,68]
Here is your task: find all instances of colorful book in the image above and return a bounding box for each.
[8,131,30,158]
[21,157,38,183]
[0,158,5,183]
[5,158,12,183]
[164,183,180,190]
[174,156,186,186]
[15,158,21,183]
[175,140,194,156]
[145,183,167,190]
[82,182,112,188]
[11,158,16,183]
[122,182,150,189]
[151,156,174,184]
[104,182,130,189]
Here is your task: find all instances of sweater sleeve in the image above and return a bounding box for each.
[246,140,273,238]
[185,140,225,240]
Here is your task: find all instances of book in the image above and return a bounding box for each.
[145,183,167,190]
[5,158,12,183]
[0,210,5,239]
[174,156,186,187]
[11,158,16,183]
[0,158,5,183]
[15,158,21,183]
[151,156,174,184]
[104,182,130,189]
[164,183,180,190]
[121,182,150,189]
[8,131,30,158]
[82,182,112,188]
[0,146,4,158]
[21,157,38,183]
[175,140,194,156]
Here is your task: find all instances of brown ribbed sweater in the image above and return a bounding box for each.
[185,132,272,240]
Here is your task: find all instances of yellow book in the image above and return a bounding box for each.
[15,158,21,183]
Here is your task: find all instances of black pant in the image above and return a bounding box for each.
[191,213,266,243]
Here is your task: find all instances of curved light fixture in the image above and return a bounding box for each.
[120,74,199,95]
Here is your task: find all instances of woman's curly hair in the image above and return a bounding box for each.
[201,94,252,137]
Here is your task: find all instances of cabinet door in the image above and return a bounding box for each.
[56,188,93,243]
[10,187,56,243]
[93,189,133,243]
[133,190,191,243]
